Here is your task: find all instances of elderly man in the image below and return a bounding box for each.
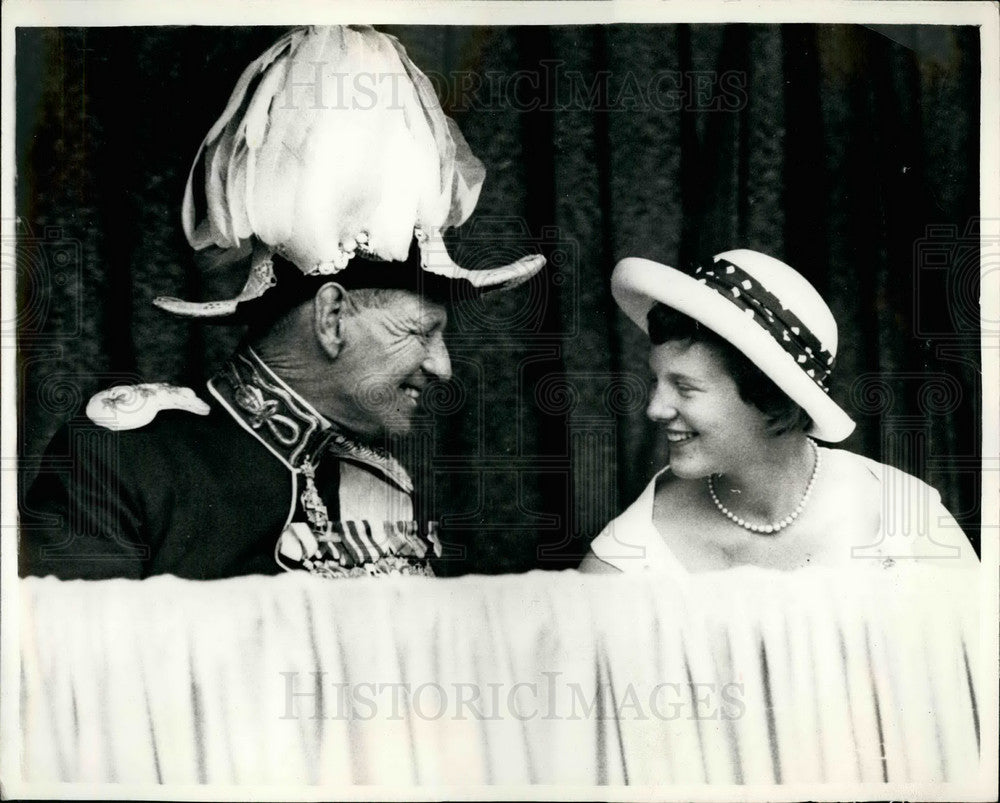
[19,26,543,580]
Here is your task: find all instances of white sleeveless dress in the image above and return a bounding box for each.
[588,449,978,574]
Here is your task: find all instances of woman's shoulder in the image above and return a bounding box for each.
[823,447,942,499]
[821,447,978,567]
[815,447,935,536]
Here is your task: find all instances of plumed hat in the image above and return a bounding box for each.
[154,25,544,318]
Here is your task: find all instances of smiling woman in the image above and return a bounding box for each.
[580,249,980,575]
[649,304,814,441]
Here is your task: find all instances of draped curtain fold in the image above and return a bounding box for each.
[17,569,983,785]
[16,24,982,573]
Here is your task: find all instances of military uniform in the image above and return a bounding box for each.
[20,25,545,581]
[20,347,440,580]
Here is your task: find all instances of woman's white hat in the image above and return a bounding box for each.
[612,249,855,442]
[154,26,543,319]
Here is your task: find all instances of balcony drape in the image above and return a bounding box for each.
[17,568,981,786]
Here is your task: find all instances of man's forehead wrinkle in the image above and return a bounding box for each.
[386,298,447,330]
[356,302,445,339]
[349,288,443,315]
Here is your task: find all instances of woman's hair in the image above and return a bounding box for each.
[647,303,813,436]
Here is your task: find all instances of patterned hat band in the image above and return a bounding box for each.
[690,258,835,391]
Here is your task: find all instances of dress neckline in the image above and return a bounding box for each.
[642,446,866,574]
[636,450,885,576]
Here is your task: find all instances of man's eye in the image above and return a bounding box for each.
[677,386,696,398]
[414,322,443,340]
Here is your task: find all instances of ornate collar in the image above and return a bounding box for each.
[208,346,413,493]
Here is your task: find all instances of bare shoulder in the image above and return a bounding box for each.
[819,448,979,566]
[820,447,879,482]
[814,445,882,514]
[821,448,940,518]
[818,448,883,508]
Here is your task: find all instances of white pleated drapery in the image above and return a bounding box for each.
[17,567,981,787]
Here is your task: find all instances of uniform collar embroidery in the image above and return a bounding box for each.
[209,346,413,493]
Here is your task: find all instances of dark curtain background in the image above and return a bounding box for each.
[16,24,982,573]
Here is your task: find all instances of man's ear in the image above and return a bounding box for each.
[314,282,348,359]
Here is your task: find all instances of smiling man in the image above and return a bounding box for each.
[19,26,543,580]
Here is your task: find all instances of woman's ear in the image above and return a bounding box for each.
[314,282,348,359]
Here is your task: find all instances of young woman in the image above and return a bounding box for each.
[580,250,978,575]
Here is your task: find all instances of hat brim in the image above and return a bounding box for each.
[612,257,856,443]
[154,242,545,322]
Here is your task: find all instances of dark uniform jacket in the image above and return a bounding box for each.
[20,347,440,580]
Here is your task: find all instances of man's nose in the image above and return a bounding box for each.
[423,334,452,381]
[646,384,677,422]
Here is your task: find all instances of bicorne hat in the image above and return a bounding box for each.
[154,25,544,319]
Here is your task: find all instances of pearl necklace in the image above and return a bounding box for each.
[707,439,821,535]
